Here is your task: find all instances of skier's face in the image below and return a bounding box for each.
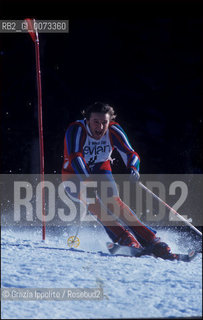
[87,112,110,140]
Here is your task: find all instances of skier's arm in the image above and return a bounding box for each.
[63,122,90,179]
[109,122,140,178]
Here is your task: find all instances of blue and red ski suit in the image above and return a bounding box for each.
[62,119,157,247]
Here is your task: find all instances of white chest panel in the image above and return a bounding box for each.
[83,130,112,167]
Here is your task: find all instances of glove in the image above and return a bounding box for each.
[129,167,140,182]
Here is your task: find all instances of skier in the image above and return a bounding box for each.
[62,101,175,259]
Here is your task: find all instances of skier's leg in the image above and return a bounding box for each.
[88,197,141,248]
[91,169,157,247]
[111,196,157,246]
[109,197,173,257]
[63,174,141,248]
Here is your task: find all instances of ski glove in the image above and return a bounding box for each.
[130,167,140,182]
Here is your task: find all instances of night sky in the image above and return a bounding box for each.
[1,0,203,174]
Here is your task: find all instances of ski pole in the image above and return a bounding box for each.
[25,18,46,240]
[65,186,89,246]
[138,181,202,237]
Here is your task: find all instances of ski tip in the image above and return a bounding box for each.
[188,250,197,260]
[106,242,114,250]
[176,250,198,262]
[106,242,119,255]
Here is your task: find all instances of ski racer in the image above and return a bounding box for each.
[62,101,176,259]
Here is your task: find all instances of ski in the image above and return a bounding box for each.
[174,250,198,262]
[106,242,197,262]
[107,242,145,257]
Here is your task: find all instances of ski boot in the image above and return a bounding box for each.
[146,237,177,260]
[118,230,141,248]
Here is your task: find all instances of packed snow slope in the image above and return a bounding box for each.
[1,226,202,319]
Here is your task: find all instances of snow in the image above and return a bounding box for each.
[1,225,202,319]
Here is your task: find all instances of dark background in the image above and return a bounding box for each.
[1,0,203,174]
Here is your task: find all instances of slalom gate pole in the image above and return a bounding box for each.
[25,18,46,240]
[138,181,202,237]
